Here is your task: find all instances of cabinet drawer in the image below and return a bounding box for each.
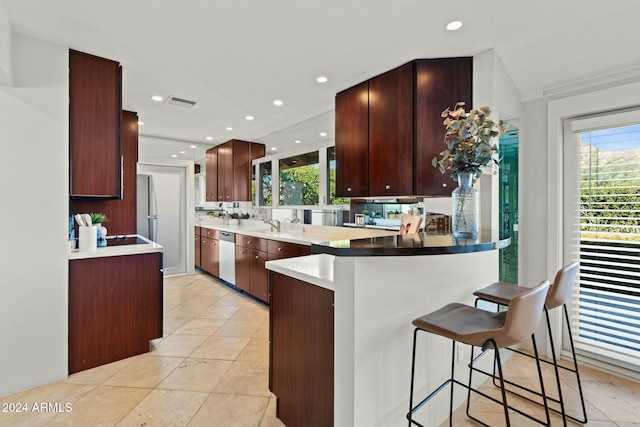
[202,228,219,239]
[195,226,201,237]
[267,240,311,259]
[236,233,268,252]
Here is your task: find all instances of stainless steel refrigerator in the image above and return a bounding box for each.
[137,174,158,241]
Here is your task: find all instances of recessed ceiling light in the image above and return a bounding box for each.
[179,150,185,154]
[271,147,277,151]
[171,154,177,158]
[138,121,144,125]
[151,95,163,102]
[190,145,197,149]
[294,140,301,144]
[446,20,463,31]
[245,115,254,121]
[206,136,213,141]
[225,127,233,131]
[273,99,283,106]
[320,132,327,137]
[316,76,328,83]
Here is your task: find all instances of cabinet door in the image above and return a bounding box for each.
[218,142,233,201]
[335,81,369,197]
[195,229,201,268]
[235,245,251,292]
[69,50,122,198]
[201,236,210,272]
[414,58,473,196]
[368,62,414,196]
[209,238,220,276]
[233,140,251,201]
[205,147,218,202]
[251,250,268,302]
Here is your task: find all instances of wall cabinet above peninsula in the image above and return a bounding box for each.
[69,49,122,199]
[335,57,472,198]
[206,139,265,202]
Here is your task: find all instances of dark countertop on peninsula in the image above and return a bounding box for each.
[311,229,510,256]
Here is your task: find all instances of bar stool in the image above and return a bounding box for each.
[408,280,551,427]
[473,262,586,425]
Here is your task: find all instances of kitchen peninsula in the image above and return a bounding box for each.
[68,236,163,374]
[266,231,510,427]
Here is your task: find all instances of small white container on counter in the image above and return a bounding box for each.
[78,225,97,252]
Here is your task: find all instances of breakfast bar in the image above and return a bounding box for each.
[266,231,510,427]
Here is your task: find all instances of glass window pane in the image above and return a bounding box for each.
[328,146,350,205]
[279,151,319,205]
[259,162,272,206]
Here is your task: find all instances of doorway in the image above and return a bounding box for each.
[137,162,192,276]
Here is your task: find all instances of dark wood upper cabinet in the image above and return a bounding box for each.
[206,140,266,202]
[205,146,218,202]
[69,49,122,199]
[69,110,139,235]
[368,63,414,196]
[335,81,369,197]
[334,57,472,197]
[414,58,473,196]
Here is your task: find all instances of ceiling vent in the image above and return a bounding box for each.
[166,95,197,108]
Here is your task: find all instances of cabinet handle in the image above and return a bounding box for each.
[247,241,251,245]
[255,255,259,259]
[278,247,283,251]
[442,183,447,188]
[385,185,391,190]
[347,187,352,192]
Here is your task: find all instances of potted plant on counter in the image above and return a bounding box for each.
[90,213,108,247]
[432,102,507,237]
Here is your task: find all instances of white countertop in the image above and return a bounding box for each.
[69,235,163,260]
[198,220,397,246]
[265,254,335,291]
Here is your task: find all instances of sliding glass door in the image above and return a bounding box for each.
[563,110,640,370]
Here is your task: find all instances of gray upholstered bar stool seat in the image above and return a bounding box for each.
[473,262,586,425]
[408,280,551,427]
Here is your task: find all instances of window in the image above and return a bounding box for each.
[564,110,640,369]
[327,146,349,205]
[259,162,272,206]
[279,151,319,205]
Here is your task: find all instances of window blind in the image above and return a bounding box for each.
[567,117,640,368]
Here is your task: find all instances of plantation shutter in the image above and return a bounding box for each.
[564,109,640,369]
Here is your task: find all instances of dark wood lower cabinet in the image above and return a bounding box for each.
[68,252,163,374]
[270,272,334,427]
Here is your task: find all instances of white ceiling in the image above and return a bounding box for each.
[4,0,640,163]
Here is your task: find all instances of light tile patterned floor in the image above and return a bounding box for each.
[0,271,638,426]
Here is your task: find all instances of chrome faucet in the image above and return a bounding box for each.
[264,219,281,232]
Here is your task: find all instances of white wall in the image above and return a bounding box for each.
[0,31,69,396]
[0,1,11,85]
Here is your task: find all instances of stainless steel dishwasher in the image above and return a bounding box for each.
[218,231,236,285]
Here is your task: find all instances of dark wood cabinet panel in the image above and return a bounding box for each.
[414,58,473,196]
[209,238,220,276]
[233,140,251,202]
[368,62,414,196]
[218,142,233,201]
[235,245,251,292]
[70,110,138,235]
[251,250,268,302]
[201,236,211,272]
[69,49,122,198]
[69,252,163,374]
[267,240,311,259]
[206,147,218,202]
[195,227,201,268]
[270,272,334,427]
[335,81,369,197]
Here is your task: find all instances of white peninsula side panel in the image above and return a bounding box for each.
[333,250,499,427]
